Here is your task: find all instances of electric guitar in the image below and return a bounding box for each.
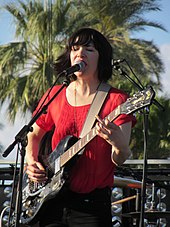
[20,87,155,224]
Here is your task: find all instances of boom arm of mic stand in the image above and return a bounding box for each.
[113,65,165,111]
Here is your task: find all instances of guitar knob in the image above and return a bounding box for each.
[23,200,31,209]
[26,209,34,217]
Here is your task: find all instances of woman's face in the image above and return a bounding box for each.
[70,42,99,79]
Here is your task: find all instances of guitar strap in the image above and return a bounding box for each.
[78,82,111,154]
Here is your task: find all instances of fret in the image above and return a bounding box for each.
[107,106,121,122]
[81,136,85,146]
[69,149,72,158]
[79,138,82,148]
[72,146,75,155]
[75,141,79,152]
[92,127,96,136]
[87,133,90,141]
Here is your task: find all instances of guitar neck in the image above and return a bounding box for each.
[60,106,121,166]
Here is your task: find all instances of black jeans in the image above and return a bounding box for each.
[38,187,112,227]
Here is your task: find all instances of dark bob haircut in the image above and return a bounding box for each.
[53,28,113,82]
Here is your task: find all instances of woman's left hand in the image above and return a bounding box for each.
[95,115,131,165]
[95,115,124,147]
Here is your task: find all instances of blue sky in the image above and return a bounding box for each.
[135,0,170,46]
[0,0,170,161]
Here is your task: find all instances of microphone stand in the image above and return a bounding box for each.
[2,72,75,227]
[113,63,164,227]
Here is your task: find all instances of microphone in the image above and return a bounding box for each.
[63,61,86,76]
[112,59,125,66]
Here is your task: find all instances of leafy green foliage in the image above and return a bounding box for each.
[130,96,170,159]
[0,0,169,158]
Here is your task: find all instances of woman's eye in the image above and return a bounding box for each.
[72,46,95,52]
[86,48,94,52]
[72,46,79,51]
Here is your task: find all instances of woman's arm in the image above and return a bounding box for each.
[26,123,47,182]
[111,122,132,165]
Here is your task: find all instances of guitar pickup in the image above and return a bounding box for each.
[54,157,61,173]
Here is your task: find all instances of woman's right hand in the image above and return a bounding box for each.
[26,161,48,183]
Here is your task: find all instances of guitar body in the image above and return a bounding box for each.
[20,135,79,225]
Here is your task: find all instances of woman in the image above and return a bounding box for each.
[26,28,136,227]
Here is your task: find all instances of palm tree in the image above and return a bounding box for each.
[75,0,166,93]
[0,0,73,121]
[0,0,169,159]
[130,96,170,159]
[0,0,167,119]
